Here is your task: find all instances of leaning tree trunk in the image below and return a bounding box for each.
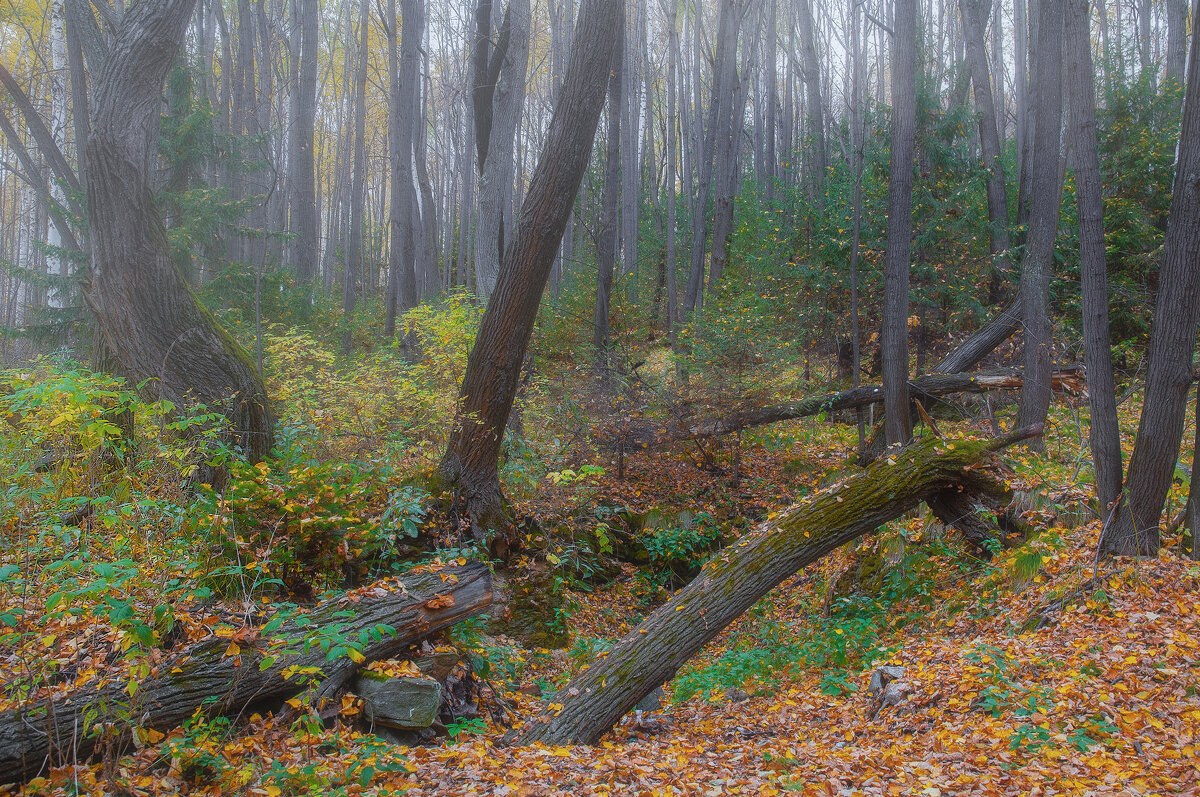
[509,430,1037,745]
[84,0,273,464]
[607,368,1082,450]
[1105,12,1200,557]
[438,0,620,543]
[0,562,492,786]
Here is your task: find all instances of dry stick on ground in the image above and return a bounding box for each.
[608,368,1079,450]
[508,427,1041,746]
[0,562,492,786]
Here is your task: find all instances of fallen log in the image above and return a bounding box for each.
[0,561,492,786]
[508,428,1039,746]
[608,368,1079,450]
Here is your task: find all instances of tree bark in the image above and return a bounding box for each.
[509,431,1037,746]
[1066,0,1122,518]
[1105,10,1200,557]
[882,0,918,446]
[795,0,827,202]
[1165,0,1188,87]
[83,0,273,464]
[0,563,492,786]
[385,0,423,335]
[438,0,620,541]
[1015,0,1065,438]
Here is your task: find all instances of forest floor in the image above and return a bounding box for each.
[3,351,1199,796]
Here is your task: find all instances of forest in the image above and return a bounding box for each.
[0,0,1199,792]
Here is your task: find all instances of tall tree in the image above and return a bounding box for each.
[1105,1,1200,556]
[960,0,1012,297]
[882,0,918,446]
[1066,0,1122,520]
[593,16,623,361]
[795,0,826,203]
[287,0,320,287]
[385,0,423,335]
[438,0,621,542]
[84,0,273,462]
[1165,0,1189,86]
[342,0,369,353]
[1015,0,1065,437]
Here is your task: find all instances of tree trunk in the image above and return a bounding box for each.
[1165,0,1188,87]
[474,0,530,297]
[795,0,826,202]
[664,2,680,345]
[438,0,620,541]
[960,0,1011,289]
[882,0,917,446]
[385,0,423,335]
[0,563,492,786]
[341,0,369,354]
[1015,0,1065,438]
[593,18,623,360]
[1066,0,1122,518]
[83,0,273,464]
[1105,12,1200,557]
[509,431,1037,746]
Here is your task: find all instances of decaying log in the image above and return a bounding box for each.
[0,562,492,786]
[608,368,1080,450]
[509,428,1040,746]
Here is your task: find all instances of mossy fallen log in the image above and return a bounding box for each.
[0,562,492,786]
[606,369,1078,451]
[508,429,1038,746]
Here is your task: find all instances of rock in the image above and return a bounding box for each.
[869,680,915,720]
[723,687,750,704]
[869,665,906,696]
[414,651,461,683]
[636,686,666,712]
[518,683,543,697]
[356,675,443,730]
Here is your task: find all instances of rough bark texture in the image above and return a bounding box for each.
[882,0,917,446]
[934,301,1020,375]
[438,0,620,538]
[606,368,1082,450]
[509,432,1035,745]
[1105,13,1200,556]
[1015,0,1065,438]
[0,563,492,786]
[84,0,273,463]
[1066,0,1122,517]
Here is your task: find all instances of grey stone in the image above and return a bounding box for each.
[636,686,666,712]
[356,675,443,730]
[414,651,461,683]
[869,665,906,696]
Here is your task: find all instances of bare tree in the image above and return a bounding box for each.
[1015,0,1065,438]
[1105,3,1200,557]
[438,0,621,543]
[882,0,918,446]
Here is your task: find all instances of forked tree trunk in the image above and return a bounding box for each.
[960,0,1011,284]
[0,563,492,786]
[509,431,1037,746]
[1105,11,1200,557]
[84,0,273,463]
[438,0,620,541]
